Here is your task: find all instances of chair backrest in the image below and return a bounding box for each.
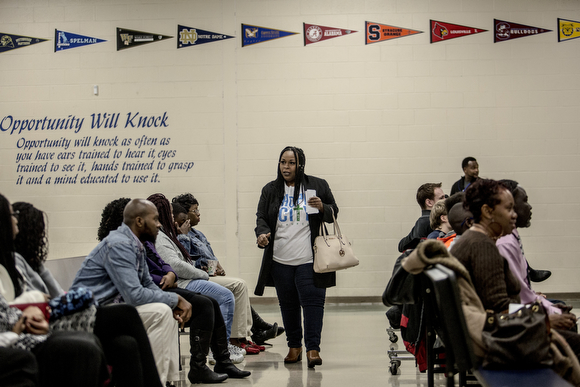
[422,264,478,373]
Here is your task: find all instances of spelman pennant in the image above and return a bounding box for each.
[55,30,106,52]
[241,24,298,47]
[0,33,47,53]
[365,22,422,44]
[117,28,172,51]
[558,18,580,42]
[430,20,487,43]
[494,20,551,43]
[303,23,357,46]
[177,25,234,48]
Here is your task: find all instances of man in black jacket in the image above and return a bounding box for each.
[398,183,445,252]
[450,157,479,195]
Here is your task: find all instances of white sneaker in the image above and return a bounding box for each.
[208,350,216,365]
[229,343,246,356]
[228,344,245,364]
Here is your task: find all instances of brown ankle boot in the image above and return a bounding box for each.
[306,350,322,368]
[284,347,302,363]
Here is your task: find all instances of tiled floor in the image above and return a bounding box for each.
[172,302,447,387]
[173,298,580,386]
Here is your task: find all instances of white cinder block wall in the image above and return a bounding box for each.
[1,0,579,298]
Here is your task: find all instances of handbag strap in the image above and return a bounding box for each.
[318,208,345,246]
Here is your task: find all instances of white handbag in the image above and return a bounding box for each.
[313,209,359,273]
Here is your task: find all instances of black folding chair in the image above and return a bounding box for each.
[422,264,572,387]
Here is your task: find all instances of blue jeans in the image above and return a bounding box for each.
[270,261,326,352]
[185,279,235,340]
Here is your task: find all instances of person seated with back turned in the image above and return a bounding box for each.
[427,200,453,240]
[398,182,446,252]
[72,198,193,386]
[171,193,283,346]
[96,198,250,383]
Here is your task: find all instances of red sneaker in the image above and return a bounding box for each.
[240,342,260,355]
[248,341,265,351]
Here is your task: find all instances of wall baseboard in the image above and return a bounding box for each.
[250,296,384,305]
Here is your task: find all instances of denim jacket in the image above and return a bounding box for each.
[71,223,178,308]
[177,228,217,269]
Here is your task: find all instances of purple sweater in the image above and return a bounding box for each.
[144,241,177,286]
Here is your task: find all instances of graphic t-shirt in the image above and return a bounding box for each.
[273,184,313,265]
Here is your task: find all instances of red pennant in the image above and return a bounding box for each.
[430,20,487,43]
[304,23,357,46]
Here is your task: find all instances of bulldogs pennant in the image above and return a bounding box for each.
[178,25,234,48]
[117,28,172,51]
[304,23,357,46]
[365,22,422,44]
[0,33,48,53]
[241,24,298,47]
[558,18,580,42]
[430,20,487,43]
[494,19,551,43]
[55,30,106,52]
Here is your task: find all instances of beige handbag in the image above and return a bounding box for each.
[313,209,359,273]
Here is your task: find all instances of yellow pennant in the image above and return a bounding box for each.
[558,18,580,42]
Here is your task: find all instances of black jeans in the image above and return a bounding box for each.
[0,347,38,387]
[271,261,326,352]
[94,304,163,387]
[32,331,109,387]
[166,287,224,330]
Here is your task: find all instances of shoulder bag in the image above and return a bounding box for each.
[313,209,359,273]
[481,301,553,369]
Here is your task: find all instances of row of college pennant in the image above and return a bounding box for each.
[1,18,580,54]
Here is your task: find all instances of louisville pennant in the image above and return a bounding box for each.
[365,22,422,44]
[430,20,487,43]
[494,19,551,43]
[55,30,106,52]
[0,33,48,53]
[557,18,580,42]
[117,28,172,51]
[241,24,298,47]
[177,25,234,48]
[303,23,357,46]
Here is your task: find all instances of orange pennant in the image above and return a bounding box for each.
[365,22,423,44]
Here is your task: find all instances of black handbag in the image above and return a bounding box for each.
[482,302,553,369]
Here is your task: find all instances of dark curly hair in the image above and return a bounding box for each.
[0,194,23,296]
[275,146,306,207]
[464,179,508,223]
[13,202,49,273]
[148,193,192,263]
[172,193,198,211]
[98,198,131,241]
[498,179,519,195]
[171,202,187,218]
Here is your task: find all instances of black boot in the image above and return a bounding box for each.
[251,307,284,344]
[251,322,279,345]
[211,324,251,379]
[528,267,552,282]
[251,306,275,331]
[188,329,228,384]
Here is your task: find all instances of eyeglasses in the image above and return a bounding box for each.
[189,209,200,215]
[11,210,19,220]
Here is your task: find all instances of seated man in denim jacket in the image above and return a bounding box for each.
[72,199,192,386]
